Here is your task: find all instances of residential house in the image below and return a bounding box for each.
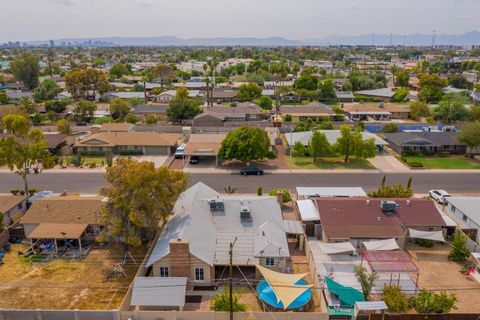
[192,103,263,127]
[74,132,182,156]
[145,182,290,288]
[384,132,467,155]
[182,133,227,166]
[0,195,27,227]
[335,91,355,103]
[285,130,388,152]
[133,104,168,121]
[207,88,238,104]
[154,90,202,103]
[314,198,446,248]
[354,88,395,100]
[341,103,391,121]
[446,197,480,244]
[279,102,336,122]
[43,132,68,155]
[20,196,104,255]
[99,123,133,132]
[102,91,146,101]
[5,91,34,102]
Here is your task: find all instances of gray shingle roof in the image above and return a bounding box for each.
[131,277,187,307]
[133,104,168,113]
[447,197,480,226]
[384,132,465,147]
[285,130,388,147]
[355,88,395,98]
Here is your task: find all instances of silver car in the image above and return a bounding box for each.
[429,189,451,204]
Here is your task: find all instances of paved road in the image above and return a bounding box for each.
[1,171,480,194]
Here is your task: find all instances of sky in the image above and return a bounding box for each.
[0,0,479,42]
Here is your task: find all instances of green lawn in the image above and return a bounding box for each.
[65,156,107,166]
[286,156,375,170]
[403,156,480,169]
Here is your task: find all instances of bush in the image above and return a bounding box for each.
[415,238,434,248]
[88,163,97,169]
[10,189,20,196]
[448,233,470,261]
[28,189,38,196]
[368,185,413,198]
[68,154,84,167]
[407,161,424,168]
[266,150,277,159]
[257,187,263,196]
[381,123,399,133]
[284,114,292,122]
[292,141,306,157]
[382,285,409,312]
[269,189,292,203]
[211,287,247,312]
[409,290,456,314]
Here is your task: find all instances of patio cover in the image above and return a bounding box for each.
[28,223,88,239]
[257,265,313,310]
[363,250,418,273]
[409,228,445,243]
[131,277,187,308]
[296,199,320,221]
[320,242,356,254]
[283,220,304,235]
[325,277,364,307]
[354,301,388,315]
[362,238,399,251]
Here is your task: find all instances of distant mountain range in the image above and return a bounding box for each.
[24,31,480,47]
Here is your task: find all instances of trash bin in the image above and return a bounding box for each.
[2,243,10,252]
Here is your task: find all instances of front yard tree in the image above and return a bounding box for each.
[310,131,331,162]
[458,122,480,156]
[101,158,187,248]
[110,98,131,120]
[218,126,271,162]
[33,79,60,102]
[334,125,377,163]
[65,69,110,99]
[0,115,52,199]
[236,83,263,101]
[409,101,431,120]
[73,99,96,123]
[166,87,202,123]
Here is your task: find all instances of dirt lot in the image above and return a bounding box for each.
[0,244,147,310]
[408,243,480,313]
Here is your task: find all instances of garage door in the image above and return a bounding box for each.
[144,146,168,155]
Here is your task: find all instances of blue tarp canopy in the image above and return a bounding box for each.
[257,279,312,310]
[325,277,365,308]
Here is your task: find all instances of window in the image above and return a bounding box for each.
[195,268,204,281]
[265,257,275,266]
[159,267,169,277]
[463,214,468,222]
[451,206,456,213]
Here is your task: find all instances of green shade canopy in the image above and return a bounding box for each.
[325,277,365,307]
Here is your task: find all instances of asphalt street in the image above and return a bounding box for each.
[1,171,479,194]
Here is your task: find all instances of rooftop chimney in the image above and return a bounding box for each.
[366,200,371,206]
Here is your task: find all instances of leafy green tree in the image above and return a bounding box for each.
[0,115,52,199]
[147,64,174,87]
[145,114,158,124]
[33,80,60,102]
[166,87,202,122]
[410,101,431,119]
[392,87,409,102]
[236,83,262,100]
[318,118,334,130]
[310,131,332,162]
[268,189,292,203]
[109,63,130,79]
[396,70,410,87]
[334,125,377,163]
[18,97,36,114]
[133,83,144,92]
[409,290,456,314]
[433,95,470,123]
[390,65,400,87]
[257,95,273,110]
[470,105,480,121]
[292,141,306,156]
[284,114,292,122]
[73,99,96,122]
[101,158,187,248]
[218,126,271,162]
[211,287,246,312]
[93,116,113,124]
[354,265,378,300]
[382,285,409,312]
[295,118,316,132]
[382,123,399,133]
[31,112,43,125]
[125,113,138,124]
[318,79,336,101]
[0,91,8,104]
[128,97,145,107]
[368,184,413,198]
[10,52,40,89]
[294,74,319,91]
[448,75,471,89]
[45,100,69,113]
[458,122,480,156]
[448,232,470,261]
[110,98,131,120]
[65,69,110,99]
[418,73,448,103]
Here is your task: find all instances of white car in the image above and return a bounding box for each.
[429,190,451,204]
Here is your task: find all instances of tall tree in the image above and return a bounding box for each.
[73,99,97,122]
[318,79,336,101]
[33,79,60,102]
[236,83,262,100]
[166,87,202,122]
[417,73,448,103]
[10,52,40,90]
[0,115,52,199]
[458,122,480,156]
[65,69,110,99]
[334,125,376,163]
[110,98,131,120]
[396,70,410,87]
[310,131,331,162]
[147,64,174,87]
[56,118,72,135]
[101,158,187,248]
[293,74,319,91]
[218,126,272,162]
[409,101,431,119]
[389,65,400,87]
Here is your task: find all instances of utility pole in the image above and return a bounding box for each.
[228,238,237,320]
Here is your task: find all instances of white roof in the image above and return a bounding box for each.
[319,242,356,254]
[285,130,388,147]
[355,301,388,312]
[409,228,445,243]
[296,187,367,197]
[447,197,480,226]
[296,200,320,221]
[438,209,457,227]
[362,238,399,251]
[147,182,289,267]
[130,277,186,307]
[355,88,395,98]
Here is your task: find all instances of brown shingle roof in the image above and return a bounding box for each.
[74,132,182,148]
[43,132,67,149]
[316,198,445,239]
[100,123,133,132]
[0,195,24,213]
[279,102,335,116]
[342,103,389,113]
[21,197,103,225]
[184,133,227,155]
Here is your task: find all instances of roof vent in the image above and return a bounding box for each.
[377,216,381,222]
[366,200,371,206]
[406,200,411,206]
[240,206,252,222]
[380,200,399,213]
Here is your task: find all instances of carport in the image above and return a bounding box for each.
[183,133,227,167]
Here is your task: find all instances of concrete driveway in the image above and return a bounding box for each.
[368,154,410,172]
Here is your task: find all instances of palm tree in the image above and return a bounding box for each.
[224,185,237,195]
[390,65,400,88]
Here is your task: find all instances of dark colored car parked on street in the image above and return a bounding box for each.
[240,166,264,175]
